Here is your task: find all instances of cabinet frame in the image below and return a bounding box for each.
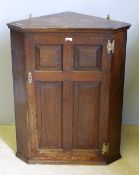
[10,29,128,164]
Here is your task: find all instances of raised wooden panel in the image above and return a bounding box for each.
[73,45,102,71]
[35,45,62,70]
[36,81,63,149]
[73,82,100,149]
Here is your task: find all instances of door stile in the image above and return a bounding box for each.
[25,34,38,158]
[62,43,74,149]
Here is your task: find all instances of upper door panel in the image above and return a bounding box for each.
[35,45,63,71]
[73,45,102,71]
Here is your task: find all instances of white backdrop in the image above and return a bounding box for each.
[0,0,139,124]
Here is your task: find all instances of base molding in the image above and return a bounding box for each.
[16,152,121,165]
[16,152,30,164]
[106,154,122,164]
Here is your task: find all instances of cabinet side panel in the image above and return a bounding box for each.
[10,31,29,157]
[108,30,127,162]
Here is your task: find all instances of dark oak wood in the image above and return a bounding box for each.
[36,81,62,149]
[35,45,63,71]
[73,45,102,71]
[7,11,130,33]
[10,31,30,158]
[8,12,130,164]
[107,30,128,163]
[73,82,100,149]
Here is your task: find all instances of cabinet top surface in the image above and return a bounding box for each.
[7,11,131,32]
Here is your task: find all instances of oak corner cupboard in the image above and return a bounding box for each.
[7,11,131,165]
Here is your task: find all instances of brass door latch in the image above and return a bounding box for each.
[107,40,115,54]
[28,72,32,83]
[102,142,109,155]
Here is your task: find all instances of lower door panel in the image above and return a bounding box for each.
[36,81,63,149]
[73,82,100,149]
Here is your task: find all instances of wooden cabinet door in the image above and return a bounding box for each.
[25,33,112,163]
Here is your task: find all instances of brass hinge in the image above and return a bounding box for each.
[28,72,32,83]
[102,142,109,155]
[107,40,115,54]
